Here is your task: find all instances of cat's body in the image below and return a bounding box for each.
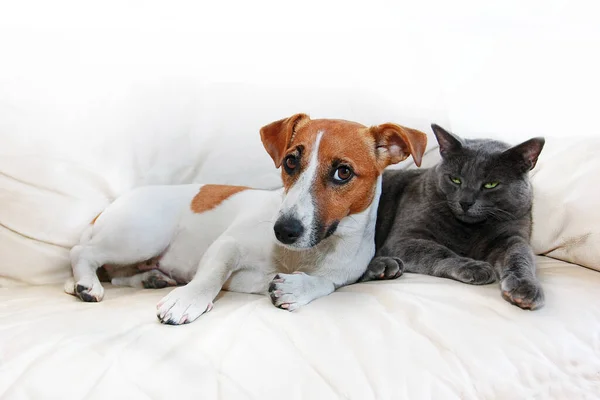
[362,125,545,310]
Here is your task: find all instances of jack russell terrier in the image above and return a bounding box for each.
[65,114,427,325]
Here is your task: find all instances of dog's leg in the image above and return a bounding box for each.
[268,272,335,311]
[111,269,178,289]
[67,193,180,302]
[156,236,239,325]
[69,244,106,302]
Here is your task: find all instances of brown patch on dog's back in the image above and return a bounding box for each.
[191,184,249,213]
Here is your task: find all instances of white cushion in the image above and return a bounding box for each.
[0,257,598,398]
[530,137,600,271]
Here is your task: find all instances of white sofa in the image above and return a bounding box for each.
[2,127,600,399]
[1,2,600,399]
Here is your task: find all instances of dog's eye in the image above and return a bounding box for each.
[284,155,298,172]
[333,166,353,183]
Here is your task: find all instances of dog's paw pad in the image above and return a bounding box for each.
[74,279,104,302]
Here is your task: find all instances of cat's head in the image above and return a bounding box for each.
[431,124,544,224]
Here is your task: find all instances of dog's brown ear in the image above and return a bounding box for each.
[370,123,428,170]
[260,113,310,168]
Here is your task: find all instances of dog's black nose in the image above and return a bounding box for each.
[274,217,304,245]
[460,200,474,212]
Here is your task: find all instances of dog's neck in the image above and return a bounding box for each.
[272,176,382,282]
[334,174,381,240]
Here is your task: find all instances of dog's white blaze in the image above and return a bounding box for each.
[279,130,324,247]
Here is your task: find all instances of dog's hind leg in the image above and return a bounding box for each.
[66,186,198,302]
[68,243,107,302]
[68,204,180,302]
[69,228,174,302]
[65,225,95,297]
[111,269,178,289]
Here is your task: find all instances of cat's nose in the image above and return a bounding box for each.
[460,201,474,212]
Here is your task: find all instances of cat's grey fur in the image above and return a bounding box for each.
[361,124,545,310]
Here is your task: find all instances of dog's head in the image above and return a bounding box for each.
[261,113,427,249]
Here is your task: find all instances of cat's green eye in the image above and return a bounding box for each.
[484,182,499,189]
[450,176,462,185]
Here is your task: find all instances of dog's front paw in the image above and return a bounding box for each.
[156,286,213,325]
[501,274,544,310]
[268,272,311,312]
[454,260,497,285]
[359,256,404,282]
[72,277,105,302]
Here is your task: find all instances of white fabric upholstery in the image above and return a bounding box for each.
[1,257,599,399]
[529,137,600,271]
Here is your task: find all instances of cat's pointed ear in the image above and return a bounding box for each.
[260,113,310,168]
[431,124,463,158]
[502,137,545,172]
[370,123,428,169]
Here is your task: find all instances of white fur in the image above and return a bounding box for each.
[66,131,382,325]
[277,131,323,248]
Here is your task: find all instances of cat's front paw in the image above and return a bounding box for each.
[359,256,405,282]
[501,274,544,310]
[454,260,496,285]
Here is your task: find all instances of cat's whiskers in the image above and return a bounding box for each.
[424,200,450,210]
[483,207,517,221]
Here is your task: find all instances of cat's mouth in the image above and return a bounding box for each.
[455,213,487,224]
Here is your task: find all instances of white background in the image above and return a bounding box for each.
[0,0,599,194]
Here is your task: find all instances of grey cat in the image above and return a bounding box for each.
[360,124,545,310]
